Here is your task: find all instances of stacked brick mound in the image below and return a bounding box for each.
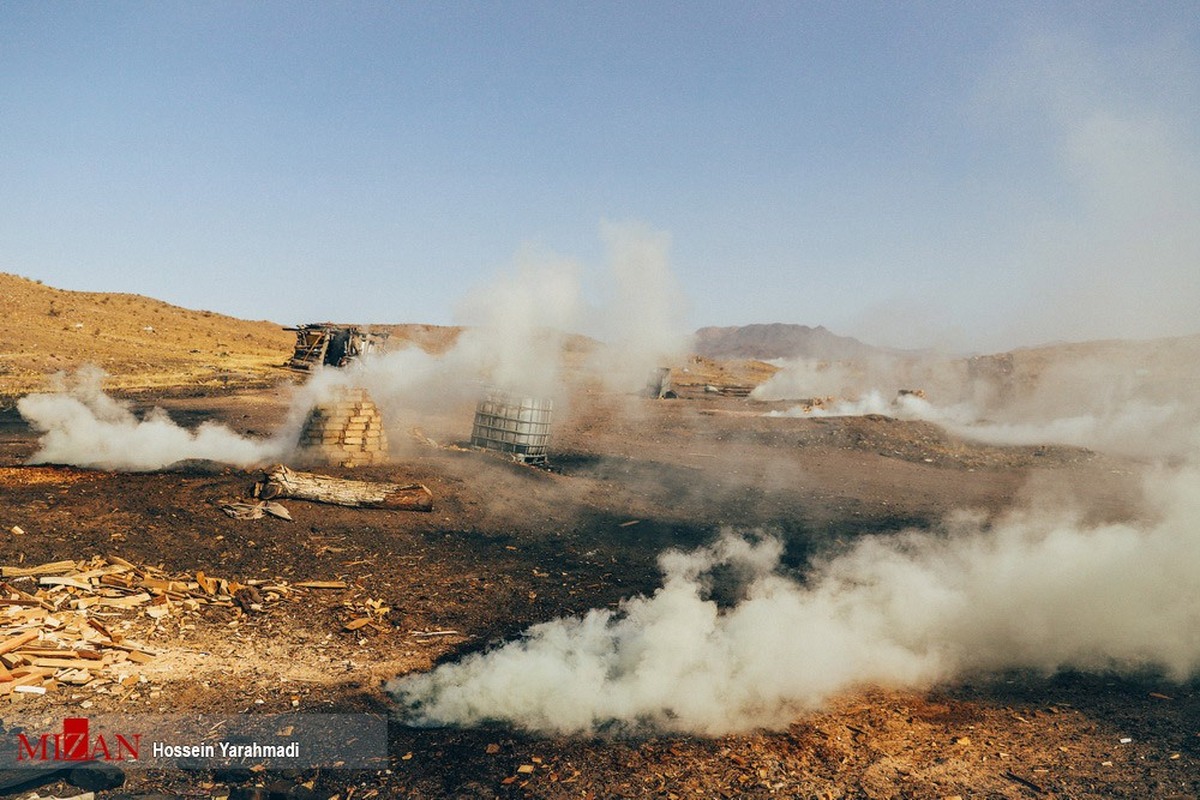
[296,387,389,467]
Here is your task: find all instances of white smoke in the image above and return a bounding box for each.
[453,245,585,398]
[17,367,295,471]
[585,221,692,392]
[755,340,1200,458]
[300,221,690,414]
[751,358,911,403]
[391,458,1200,735]
[764,389,923,419]
[768,389,1196,458]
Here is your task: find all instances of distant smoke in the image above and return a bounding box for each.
[17,367,294,471]
[297,221,691,415]
[392,458,1200,734]
[453,245,584,398]
[585,221,691,392]
[754,341,1200,459]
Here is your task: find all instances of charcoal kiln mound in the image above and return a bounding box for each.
[295,386,389,467]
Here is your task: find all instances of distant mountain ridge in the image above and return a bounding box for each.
[692,323,886,362]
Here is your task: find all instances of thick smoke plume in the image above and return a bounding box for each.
[585,221,691,392]
[391,459,1200,735]
[17,367,296,471]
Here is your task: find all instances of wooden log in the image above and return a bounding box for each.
[255,465,433,511]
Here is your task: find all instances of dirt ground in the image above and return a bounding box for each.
[0,382,1196,799]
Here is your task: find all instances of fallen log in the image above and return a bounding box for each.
[255,465,433,511]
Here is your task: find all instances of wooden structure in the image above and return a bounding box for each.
[286,324,388,371]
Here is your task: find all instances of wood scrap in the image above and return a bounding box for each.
[0,554,347,697]
[409,426,471,452]
[1,560,77,578]
[255,464,433,511]
[221,500,293,521]
[0,630,40,654]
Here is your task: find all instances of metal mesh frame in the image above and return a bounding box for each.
[470,391,553,464]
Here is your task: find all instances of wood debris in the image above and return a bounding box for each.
[408,426,471,452]
[294,580,348,590]
[221,500,293,521]
[1002,770,1046,794]
[0,556,337,697]
[342,596,390,633]
[702,383,755,397]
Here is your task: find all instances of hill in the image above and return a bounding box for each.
[0,273,296,399]
[693,323,887,361]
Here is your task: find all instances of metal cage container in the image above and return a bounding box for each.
[470,390,553,465]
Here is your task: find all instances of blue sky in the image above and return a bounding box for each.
[2,2,1197,350]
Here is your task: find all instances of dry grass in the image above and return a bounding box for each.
[0,272,294,399]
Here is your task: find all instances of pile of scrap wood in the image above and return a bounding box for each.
[0,557,344,697]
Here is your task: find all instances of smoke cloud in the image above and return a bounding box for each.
[585,221,692,392]
[391,458,1200,735]
[17,367,296,471]
[754,337,1200,459]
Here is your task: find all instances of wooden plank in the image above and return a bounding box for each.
[39,576,92,590]
[71,565,133,582]
[95,592,152,608]
[86,618,117,641]
[31,658,105,671]
[0,630,38,655]
[0,560,76,578]
[107,640,161,656]
[19,649,98,658]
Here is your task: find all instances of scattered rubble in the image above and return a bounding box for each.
[702,383,756,397]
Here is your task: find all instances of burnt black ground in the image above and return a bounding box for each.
[0,387,1190,799]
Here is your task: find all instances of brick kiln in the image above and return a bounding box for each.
[296,387,389,467]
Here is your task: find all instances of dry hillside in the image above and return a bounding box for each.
[0,275,487,403]
[0,272,294,400]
